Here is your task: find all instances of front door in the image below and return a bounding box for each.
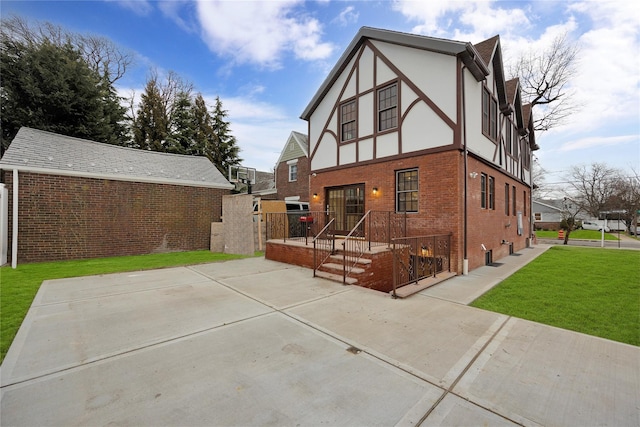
[326,184,365,235]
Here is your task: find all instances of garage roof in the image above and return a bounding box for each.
[0,127,234,189]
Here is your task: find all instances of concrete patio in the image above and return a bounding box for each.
[1,247,638,426]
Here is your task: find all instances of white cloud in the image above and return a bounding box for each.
[108,0,153,16]
[202,94,306,172]
[556,135,638,152]
[333,6,359,26]
[194,0,334,69]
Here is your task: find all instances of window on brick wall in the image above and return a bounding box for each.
[396,169,418,213]
[489,176,495,210]
[505,183,510,216]
[512,186,517,216]
[341,100,357,142]
[289,164,298,181]
[523,190,527,216]
[480,173,487,209]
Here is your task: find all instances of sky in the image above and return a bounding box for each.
[2,0,639,192]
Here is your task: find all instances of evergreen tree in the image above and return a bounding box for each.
[190,93,215,158]
[209,96,242,175]
[165,91,194,154]
[132,76,167,151]
[0,37,124,151]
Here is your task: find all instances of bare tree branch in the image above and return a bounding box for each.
[510,32,581,133]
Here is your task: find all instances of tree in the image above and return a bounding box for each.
[132,76,167,151]
[559,197,582,245]
[510,32,580,133]
[567,163,621,218]
[1,15,130,153]
[209,96,242,175]
[605,169,640,233]
[190,93,215,158]
[131,71,193,152]
[1,15,133,85]
[165,91,195,154]
[0,38,122,149]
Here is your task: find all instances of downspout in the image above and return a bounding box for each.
[11,169,18,269]
[461,64,469,275]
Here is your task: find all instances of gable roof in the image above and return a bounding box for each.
[474,35,510,114]
[0,127,233,189]
[251,170,276,194]
[275,131,309,165]
[300,26,489,120]
[533,199,564,212]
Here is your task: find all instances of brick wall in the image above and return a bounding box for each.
[306,151,531,274]
[308,151,464,271]
[465,156,532,270]
[2,171,229,263]
[276,156,310,201]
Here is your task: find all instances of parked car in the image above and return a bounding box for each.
[581,221,611,232]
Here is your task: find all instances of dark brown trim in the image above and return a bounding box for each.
[310,144,459,174]
[365,40,456,131]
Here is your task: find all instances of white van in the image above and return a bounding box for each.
[580,220,610,232]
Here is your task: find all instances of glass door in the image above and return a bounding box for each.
[327,184,364,234]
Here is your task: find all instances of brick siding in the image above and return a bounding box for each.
[305,151,532,274]
[276,156,310,201]
[2,171,229,263]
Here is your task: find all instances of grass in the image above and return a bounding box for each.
[535,229,619,240]
[471,246,640,346]
[0,250,259,363]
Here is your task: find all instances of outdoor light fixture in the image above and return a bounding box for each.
[313,193,318,199]
[469,172,478,178]
[372,187,378,195]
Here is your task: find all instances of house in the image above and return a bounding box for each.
[0,127,233,265]
[267,27,537,281]
[532,199,564,230]
[275,131,310,202]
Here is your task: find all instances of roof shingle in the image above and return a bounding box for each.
[0,127,233,189]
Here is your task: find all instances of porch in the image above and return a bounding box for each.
[264,210,455,297]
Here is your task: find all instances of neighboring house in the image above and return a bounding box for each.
[0,127,233,264]
[288,27,537,274]
[275,131,310,202]
[532,199,564,230]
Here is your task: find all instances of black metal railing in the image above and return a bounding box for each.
[391,234,451,297]
[341,210,407,284]
[265,211,334,245]
[313,218,336,277]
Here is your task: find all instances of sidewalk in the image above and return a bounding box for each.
[1,246,638,426]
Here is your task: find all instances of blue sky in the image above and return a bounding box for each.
[2,0,639,191]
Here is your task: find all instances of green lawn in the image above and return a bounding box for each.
[471,246,640,346]
[0,251,258,362]
[535,229,619,240]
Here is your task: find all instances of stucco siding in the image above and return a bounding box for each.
[373,40,457,121]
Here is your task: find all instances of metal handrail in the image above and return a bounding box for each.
[342,210,371,284]
[313,218,336,277]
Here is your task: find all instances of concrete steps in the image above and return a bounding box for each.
[315,251,372,286]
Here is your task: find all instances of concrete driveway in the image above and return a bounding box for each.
[1,254,638,426]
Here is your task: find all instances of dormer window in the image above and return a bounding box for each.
[378,83,398,132]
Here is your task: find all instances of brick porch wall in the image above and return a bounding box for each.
[2,171,229,263]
